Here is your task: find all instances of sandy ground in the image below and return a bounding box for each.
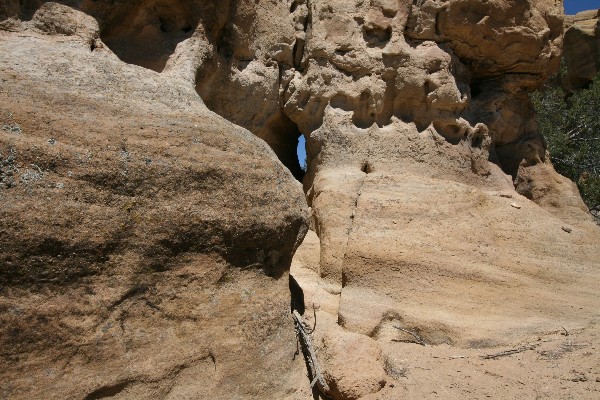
[291,231,600,399]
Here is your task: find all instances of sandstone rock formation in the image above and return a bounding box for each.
[1,3,310,399]
[563,9,600,92]
[1,1,600,399]
[286,2,600,397]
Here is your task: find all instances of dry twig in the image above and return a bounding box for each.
[292,310,330,394]
[480,345,536,360]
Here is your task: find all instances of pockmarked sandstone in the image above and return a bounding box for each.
[1,1,600,399]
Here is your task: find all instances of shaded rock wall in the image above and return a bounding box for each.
[563,9,600,92]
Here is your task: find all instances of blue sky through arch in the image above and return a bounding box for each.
[297,135,306,171]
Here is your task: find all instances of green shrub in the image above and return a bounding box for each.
[531,72,600,215]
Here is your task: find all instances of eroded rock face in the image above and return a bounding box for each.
[286,2,599,397]
[212,0,595,397]
[562,9,600,91]
[193,0,598,398]
[189,0,568,211]
[2,1,600,399]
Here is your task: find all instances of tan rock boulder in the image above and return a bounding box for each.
[320,327,387,400]
[29,2,99,39]
[302,107,600,341]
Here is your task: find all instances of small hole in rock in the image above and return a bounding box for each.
[424,80,434,95]
[470,82,483,98]
[18,0,42,21]
[361,161,373,174]
[335,47,352,56]
[363,25,392,47]
[433,122,462,145]
[158,17,169,32]
[382,8,397,18]
[471,135,483,149]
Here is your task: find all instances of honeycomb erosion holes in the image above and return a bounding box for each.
[188,0,538,192]
[193,0,308,182]
[8,0,564,196]
[27,0,524,189]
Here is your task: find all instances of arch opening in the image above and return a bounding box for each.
[195,61,305,182]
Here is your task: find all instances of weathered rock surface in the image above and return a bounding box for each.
[563,9,600,92]
[292,229,600,399]
[0,3,310,399]
[2,1,600,399]
[289,0,599,398]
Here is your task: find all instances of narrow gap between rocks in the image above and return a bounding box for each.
[16,0,41,21]
[195,76,305,181]
[289,275,306,315]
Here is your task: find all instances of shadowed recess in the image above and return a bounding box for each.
[100,0,199,72]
